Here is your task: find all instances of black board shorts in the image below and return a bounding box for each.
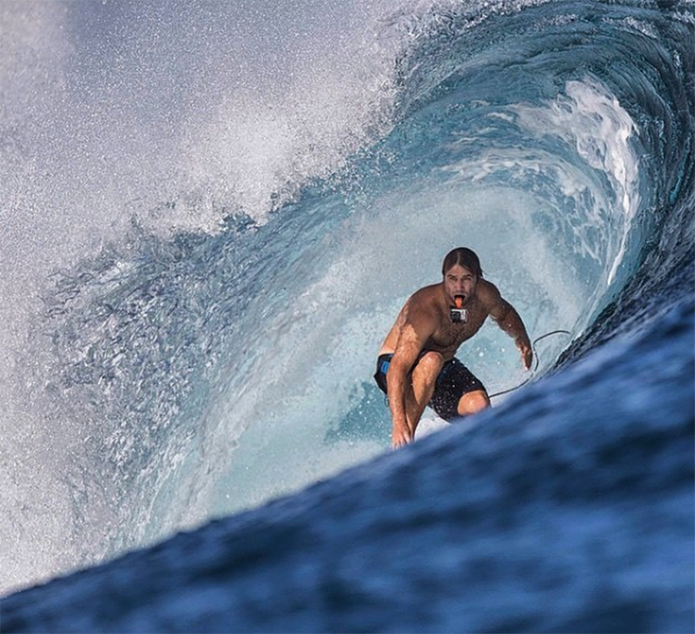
[374,353,486,421]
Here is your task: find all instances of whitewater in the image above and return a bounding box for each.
[1,0,693,631]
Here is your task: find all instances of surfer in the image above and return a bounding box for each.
[374,247,533,448]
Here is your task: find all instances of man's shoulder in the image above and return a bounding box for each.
[475,279,511,320]
[408,283,442,307]
[403,284,443,322]
[475,278,502,304]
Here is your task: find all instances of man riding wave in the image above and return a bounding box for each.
[375,247,532,448]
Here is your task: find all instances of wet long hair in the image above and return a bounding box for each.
[441,247,483,278]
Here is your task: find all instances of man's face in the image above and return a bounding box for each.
[444,264,477,305]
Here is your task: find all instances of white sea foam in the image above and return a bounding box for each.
[512,78,641,287]
[0,0,405,597]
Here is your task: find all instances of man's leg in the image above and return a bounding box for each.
[429,358,489,421]
[405,351,444,435]
[456,389,490,416]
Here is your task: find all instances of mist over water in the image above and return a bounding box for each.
[1,0,403,592]
[1,0,693,606]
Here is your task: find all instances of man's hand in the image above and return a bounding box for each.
[518,339,533,371]
[392,424,414,449]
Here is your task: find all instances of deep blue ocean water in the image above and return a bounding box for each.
[0,0,693,632]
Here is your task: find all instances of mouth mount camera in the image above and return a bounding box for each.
[450,295,467,323]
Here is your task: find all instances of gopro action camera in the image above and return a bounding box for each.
[450,295,468,323]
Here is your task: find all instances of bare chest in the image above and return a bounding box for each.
[426,306,488,355]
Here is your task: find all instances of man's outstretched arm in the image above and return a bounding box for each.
[483,283,533,370]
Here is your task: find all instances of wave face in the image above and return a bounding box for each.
[1,0,693,630]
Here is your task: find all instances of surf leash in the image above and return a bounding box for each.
[488,329,571,399]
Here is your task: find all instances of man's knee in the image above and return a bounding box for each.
[457,390,490,416]
[410,351,444,403]
[416,351,445,376]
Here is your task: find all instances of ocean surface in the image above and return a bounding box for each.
[1,0,693,631]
